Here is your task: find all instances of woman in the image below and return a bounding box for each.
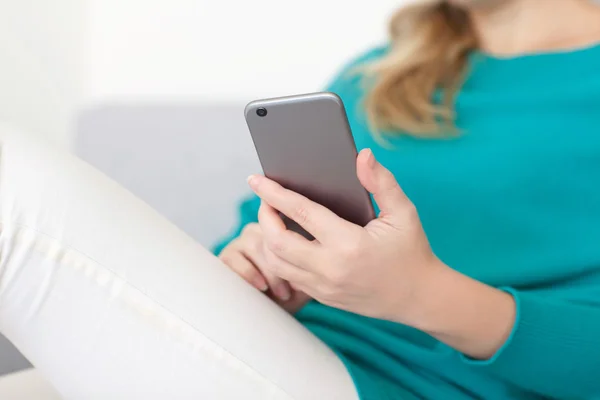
[2,0,600,398]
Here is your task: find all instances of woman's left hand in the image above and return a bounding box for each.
[247,148,445,323]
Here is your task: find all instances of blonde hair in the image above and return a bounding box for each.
[364,1,479,137]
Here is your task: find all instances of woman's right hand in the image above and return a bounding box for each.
[218,223,311,313]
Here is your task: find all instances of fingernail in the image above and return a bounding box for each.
[275,285,291,301]
[254,278,269,292]
[247,175,259,190]
[364,149,375,169]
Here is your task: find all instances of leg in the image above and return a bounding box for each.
[0,128,358,400]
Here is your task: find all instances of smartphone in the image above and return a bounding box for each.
[244,92,376,238]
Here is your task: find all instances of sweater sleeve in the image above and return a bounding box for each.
[460,287,600,398]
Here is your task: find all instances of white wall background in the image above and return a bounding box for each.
[0,0,85,146]
[0,0,402,143]
[86,0,401,102]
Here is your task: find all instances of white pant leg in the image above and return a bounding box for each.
[0,128,359,400]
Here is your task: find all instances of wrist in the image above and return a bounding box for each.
[393,257,454,329]
[395,259,517,359]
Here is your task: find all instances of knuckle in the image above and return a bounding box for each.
[381,171,400,191]
[326,267,350,286]
[218,244,237,260]
[402,202,419,222]
[245,232,261,252]
[219,253,233,266]
[338,233,364,259]
[291,204,310,226]
[241,225,251,236]
[241,223,260,236]
[251,238,263,254]
[266,237,286,254]
[405,200,418,214]
[239,227,264,253]
[318,282,342,301]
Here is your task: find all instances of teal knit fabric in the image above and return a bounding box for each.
[214,44,600,399]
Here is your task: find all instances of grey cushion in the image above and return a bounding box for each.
[74,103,262,248]
[0,335,30,376]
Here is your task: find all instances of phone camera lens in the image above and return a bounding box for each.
[256,107,268,117]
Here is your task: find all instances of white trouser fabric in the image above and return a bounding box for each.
[0,127,359,400]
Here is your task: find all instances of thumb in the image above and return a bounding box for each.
[356,148,409,220]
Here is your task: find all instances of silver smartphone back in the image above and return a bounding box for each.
[245,92,375,237]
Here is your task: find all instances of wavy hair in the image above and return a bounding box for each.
[364,1,478,136]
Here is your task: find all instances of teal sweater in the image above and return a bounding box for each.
[214,44,600,399]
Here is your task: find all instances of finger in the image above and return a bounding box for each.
[278,291,312,315]
[262,267,294,302]
[356,148,409,221]
[261,241,315,289]
[219,250,268,292]
[237,236,293,302]
[248,175,354,243]
[282,281,318,303]
[257,200,286,231]
[258,201,320,269]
